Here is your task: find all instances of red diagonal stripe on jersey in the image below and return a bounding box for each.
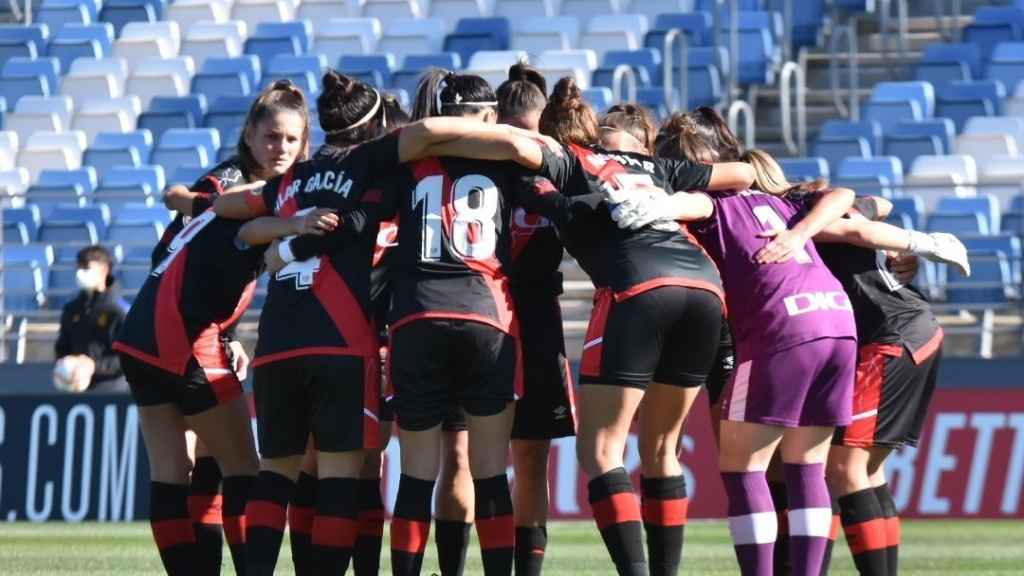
[312,260,375,357]
[911,326,943,365]
[154,246,192,375]
[580,289,613,378]
[274,168,298,218]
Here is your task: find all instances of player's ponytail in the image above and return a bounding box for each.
[601,104,657,154]
[413,69,497,120]
[539,76,598,146]
[237,79,311,179]
[497,62,547,125]
[318,68,387,148]
[655,112,719,164]
[741,149,802,196]
[689,106,743,161]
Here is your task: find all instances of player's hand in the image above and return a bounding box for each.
[228,340,249,381]
[292,208,338,236]
[223,180,266,196]
[265,240,287,274]
[887,252,919,284]
[755,228,808,264]
[71,355,94,392]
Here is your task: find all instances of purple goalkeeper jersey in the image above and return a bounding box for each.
[690,190,857,358]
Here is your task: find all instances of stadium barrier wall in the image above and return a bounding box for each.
[1,361,1023,521]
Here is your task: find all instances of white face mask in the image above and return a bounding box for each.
[75,267,105,292]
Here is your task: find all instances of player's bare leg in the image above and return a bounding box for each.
[353,421,390,576]
[466,405,516,575]
[436,430,474,576]
[392,424,443,576]
[576,384,646,576]
[636,383,701,576]
[313,449,366,574]
[511,438,551,576]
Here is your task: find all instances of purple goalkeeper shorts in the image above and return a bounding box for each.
[721,337,856,428]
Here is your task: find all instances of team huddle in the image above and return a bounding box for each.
[111,64,971,576]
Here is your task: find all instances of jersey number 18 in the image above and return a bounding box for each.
[413,174,499,262]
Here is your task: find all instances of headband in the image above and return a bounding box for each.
[599,125,646,149]
[436,76,497,112]
[325,88,382,134]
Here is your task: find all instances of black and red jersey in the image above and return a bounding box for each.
[387,157,530,335]
[248,134,401,366]
[509,178,564,299]
[529,143,724,305]
[114,209,263,374]
[151,157,249,269]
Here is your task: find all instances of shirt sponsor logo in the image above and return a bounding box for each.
[783,291,853,317]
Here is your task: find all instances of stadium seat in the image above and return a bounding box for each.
[17,130,87,183]
[635,87,677,121]
[265,54,326,91]
[256,21,313,55]
[62,57,128,100]
[192,70,252,101]
[5,108,65,149]
[812,137,871,176]
[244,35,302,69]
[47,37,103,73]
[0,168,30,201]
[579,14,647,62]
[1,58,58,107]
[962,234,1023,285]
[979,155,1024,210]
[115,21,180,69]
[431,0,487,21]
[986,42,1024,96]
[2,238,52,265]
[927,213,988,236]
[39,220,99,245]
[582,87,612,110]
[964,116,1024,152]
[339,54,396,88]
[559,0,619,26]
[115,203,172,226]
[38,166,97,193]
[166,0,229,32]
[778,157,829,182]
[52,21,112,52]
[936,81,1005,131]
[445,18,512,64]
[313,18,381,60]
[956,133,1019,159]
[593,49,659,90]
[378,18,445,61]
[0,24,50,65]
[203,95,252,140]
[819,120,882,156]
[180,21,247,69]
[838,156,903,188]
[884,118,955,168]
[536,49,598,90]
[151,128,219,175]
[98,165,164,205]
[907,154,978,212]
[99,0,159,36]
[37,3,91,32]
[889,195,924,229]
[83,129,152,174]
[138,94,206,141]
[923,42,983,80]
[168,165,209,186]
[0,130,17,172]
[47,204,110,237]
[71,97,141,144]
[0,39,38,72]
[467,50,528,89]
[494,0,556,20]
[648,12,714,48]
[3,263,46,311]
[963,21,1020,63]
[2,204,41,240]
[511,16,578,53]
[937,195,1001,233]
[916,61,972,88]
[296,2,350,33]
[871,81,935,118]
[108,221,164,244]
[362,0,423,21]
[125,57,195,109]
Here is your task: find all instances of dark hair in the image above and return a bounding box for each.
[382,93,411,131]
[685,106,742,161]
[655,113,719,163]
[237,79,311,178]
[539,76,598,146]
[600,103,657,154]
[77,245,115,286]
[412,69,497,120]
[317,69,389,147]
[496,62,547,122]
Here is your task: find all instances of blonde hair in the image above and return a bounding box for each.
[741,149,804,196]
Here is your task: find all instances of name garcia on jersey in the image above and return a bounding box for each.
[275,169,356,212]
[583,151,656,174]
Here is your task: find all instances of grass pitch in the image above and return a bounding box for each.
[1,520,1022,574]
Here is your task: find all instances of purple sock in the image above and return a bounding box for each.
[721,471,776,576]
[784,463,832,576]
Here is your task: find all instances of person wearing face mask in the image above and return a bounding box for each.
[53,245,129,393]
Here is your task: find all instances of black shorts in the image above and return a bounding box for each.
[705,319,736,406]
[511,292,575,440]
[833,342,941,448]
[121,350,242,417]
[389,319,520,432]
[253,354,380,458]
[579,285,723,389]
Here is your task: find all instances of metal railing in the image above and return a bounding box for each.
[727,99,755,150]
[879,0,909,72]
[661,28,688,113]
[936,0,963,41]
[779,60,807,156]
[610,64,637,105]
[829,19,860,120]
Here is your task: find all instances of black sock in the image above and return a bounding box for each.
[514,526,547,576]
[839,488,888,576]
[189,457,224,575]
[222,475,253,576]
[640,476,688,576]
[474,474,514,576]
[150,482,199,575]
[435,520,472,576]
[769,480,791,576]
[588,468,647,576]
[312,477,358,575]
[820,490,840,576]
[289,472,317,576]
[874,484,900,576]
[391,475,435,576]
[245,471,295,576]
[354,477,385,576]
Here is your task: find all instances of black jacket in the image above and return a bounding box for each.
[55,289,128,389]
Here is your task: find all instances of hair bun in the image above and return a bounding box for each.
[551,76,584,110]
[321,69,354,97]
[508,62,547,95]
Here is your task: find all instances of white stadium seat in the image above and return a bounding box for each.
[467,50,529,88]
[956,133,1019,159]
[431,0,489,22]
[907,154,979,211]
[512,16,579,53]
[166,0,230,31]
[0,131,19,172]
[298,2,355,33]
[580,14,648,61]
[626,0,691,25]
[963,116,1024,151]
[125,57,195,109]
[0,168,30,202]
[62,58,128,100]
[314,18,382,60]
[559,0,621,26]
[378,18,446,62]
[72,97,142,144]
[17,131,88,183]
[181,21,248,69]
[494,0,556,20]
[361,0,423,22]
[231,0,294,33]
[536,49,598,89]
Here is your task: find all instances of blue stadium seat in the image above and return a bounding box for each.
[636,87,677,121]
[255,21,313,54]
[39,220,100,244]
[192,70,251,101]
[921,42,983,79]
[927,212,989,236]
[778,157,829,182]
[0,40,38,71]
[765,0,824,48]
[107,221,164,244]
[736,28,773,86]
[915,61,971,88]
[26,185,86,215]
[46,38,102,72]
[963,22,1021,62]
[937,195,1000,234]
[975,6,1024,34]
[819,120,882,156]
[115,204,171,226]
[986,42,1024,95]
[890,195,924,229]
[169,165,208,186]
[203,95,253,139]
[962,234,1022,285]
[838,156,903,186]
[658,46,725,108]
[92,130,153,163]
[648,12,714,47]
[2,205,42,241]
[885,213,914,230]
[244,35,302,69]
[339,54,395,88]
[403,53,461,71]
[1,58,59,106]
[837,175,895,199]
[201,56,261,94]
[48,204,110,237]
[152,128,219,174]
[873,81,935,118]
[37,3,91,32]
[103,165,164,194]
[3,242,53,266]
[593,66,652,91]
[264,54,327,94]
[444,17,511,64]
[812,137,871,176]
[935,80,1005,131]
[117,264,152,293]
[3,221,29,244]
[582,87,612,111]
[53,22,113,54]
[884,118,954,168]
[3,263,46,311]
[944,250,1012,308]
[100,0,158,36]
[599,49,660,85]
[38,167,97,193]
[0,23,49,57]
